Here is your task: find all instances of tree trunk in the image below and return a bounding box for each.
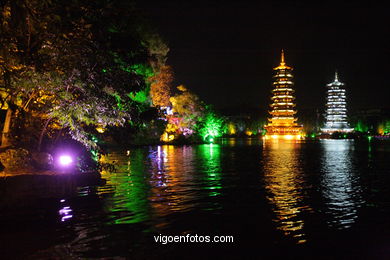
[37,117,52,152]
[1,108,12,147]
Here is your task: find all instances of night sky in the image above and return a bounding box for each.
[137,1,390,112]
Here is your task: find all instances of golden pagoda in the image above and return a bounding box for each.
[264,50,303,140]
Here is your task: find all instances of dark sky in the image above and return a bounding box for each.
[137,1,390,112]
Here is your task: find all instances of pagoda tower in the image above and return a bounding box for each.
[321,72,353,133]
[264,50,303,139]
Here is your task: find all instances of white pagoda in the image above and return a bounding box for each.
[321,72,354,133]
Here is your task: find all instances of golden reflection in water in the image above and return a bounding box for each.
[320,140,362,229]
[221,137,236,146]
[263,140,308,244]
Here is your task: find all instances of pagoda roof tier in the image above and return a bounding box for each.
[272,102,296,105]
[273,73,293,78]
[268,118,298,123]
[264,125,303,135]
[273,81,293,84]
[271,95,295,99]
[269,111,297,116]
[269,109,297,113]
[272,88,294,92]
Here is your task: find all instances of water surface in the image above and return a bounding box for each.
[1,138,390,258]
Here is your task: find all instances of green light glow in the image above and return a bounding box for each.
[112,93,123,110]
[198,111,224,142]
[354,120,369,133]
[97,150,151,224]
[382,120,390,134]
[91,149,98,162]
[199,144,222,197]
[130,64,154,78]
[128,87,150,104]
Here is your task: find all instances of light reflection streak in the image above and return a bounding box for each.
[199,144,222,198]
[97,151,151,224]
[320,140,363,229]
[148,145,196,215]
[263,141,309,244]
[59,199,73,222]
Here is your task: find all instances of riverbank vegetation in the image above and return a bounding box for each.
[0,0,227,173]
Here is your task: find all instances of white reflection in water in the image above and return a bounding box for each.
[59,199,73,222]
[320,139,363,229]
[263,141,309,244]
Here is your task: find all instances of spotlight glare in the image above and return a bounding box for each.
[59,155,73,166]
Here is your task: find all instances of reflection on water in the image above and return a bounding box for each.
[4,139,390,258]
[96,145,223,226]
[220,137,262,146]
[59,199,73,222]
[263,140,309,244]
[98,150,151,224]
[148,145,197,216]
[320,140,363,229]
[199,144,222,198]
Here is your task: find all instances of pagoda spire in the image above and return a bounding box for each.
[274,49,291,70]
[335,70,338,82]
[280,49,285,66]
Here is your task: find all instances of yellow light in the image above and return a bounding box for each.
[264,134,304,140]
[161,132,176,142]
[228,123,236,135]
[245,130,253,136]
[96,126,106,133]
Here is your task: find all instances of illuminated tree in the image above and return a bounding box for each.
[196,109,225,142]
[169,85,204,134]
[378,120,390,135]
[0,0,167,150]
[0,0,47,147]
[149,65,173,107]
[354,120,369,133]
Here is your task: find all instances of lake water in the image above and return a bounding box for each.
[1,138,390,259]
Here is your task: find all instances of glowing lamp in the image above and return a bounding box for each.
[59,155,73,167]
[204,134,215,143]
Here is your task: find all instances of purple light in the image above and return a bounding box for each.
[59,155,73,167]
[59,206,73,222]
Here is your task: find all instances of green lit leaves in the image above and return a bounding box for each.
[197,109,225,142]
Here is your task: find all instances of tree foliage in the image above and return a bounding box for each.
[169,85,204,133]
[149,65,173,107]
[0,0,169,150]
[196,108,225,141]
